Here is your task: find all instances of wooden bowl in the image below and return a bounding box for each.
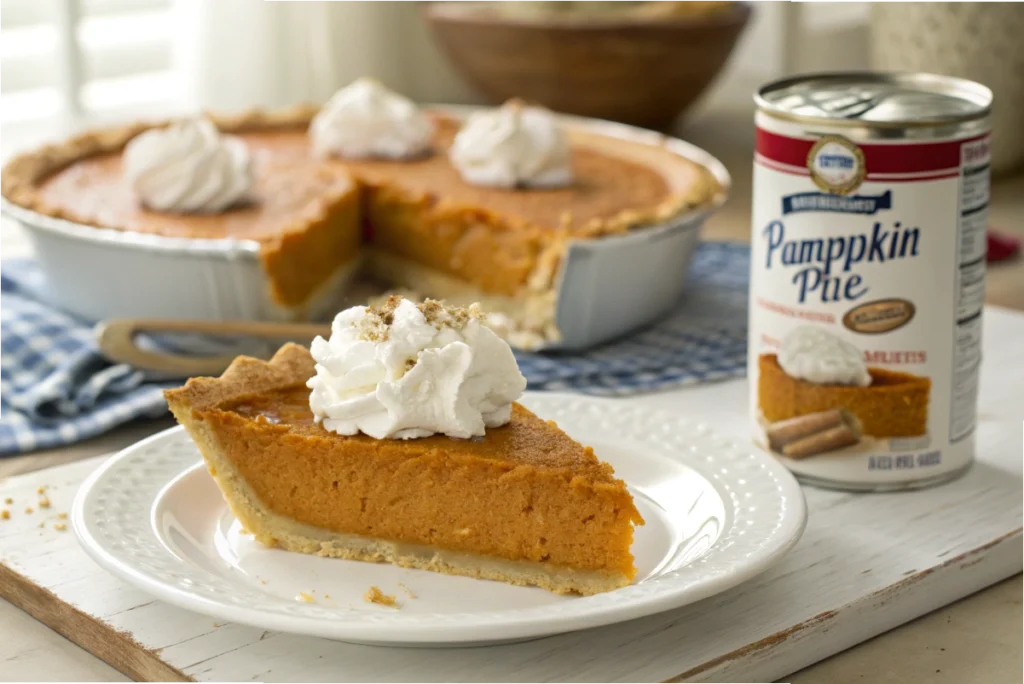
[424,2,752,130]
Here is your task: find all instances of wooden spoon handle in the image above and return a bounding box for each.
[94,318,331,377]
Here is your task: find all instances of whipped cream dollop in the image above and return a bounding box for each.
[310,78,434,160]
[449,100,573,189]
[778,326,871,387]
[123,118,253,214]
[307,297,527,440]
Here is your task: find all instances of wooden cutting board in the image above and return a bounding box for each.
[1,308,1022,682]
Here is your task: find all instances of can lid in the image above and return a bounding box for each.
[756,72,993,127]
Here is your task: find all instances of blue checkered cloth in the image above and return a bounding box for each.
[0,242,749,456]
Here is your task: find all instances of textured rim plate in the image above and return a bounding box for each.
[72,393,806,646]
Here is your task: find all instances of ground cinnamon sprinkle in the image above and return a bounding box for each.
[364,585,399,608]
[357,296,483,343]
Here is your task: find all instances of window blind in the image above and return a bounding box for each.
[1,0,184,158]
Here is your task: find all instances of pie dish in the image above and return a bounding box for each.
[0,105,727,349]
[758,353,931,438]
[163,343,645,595]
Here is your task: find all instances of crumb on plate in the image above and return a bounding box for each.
[39,496,51,509]
[364,586,399,608]
[398,582,416,599]
[54,523,67,531]
[24,506,33,514]
[1,509,9,520]
[297,592,315,603]
[57,512,68,520]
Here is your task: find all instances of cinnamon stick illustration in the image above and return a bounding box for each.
[766,408,863,458]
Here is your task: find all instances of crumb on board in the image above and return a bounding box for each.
[57,512,68,520]
[398,582,416,599]
[54,523,67,532]
[297,592,315,603]
[24,506,33,514]
[364,586,399,608]
[39,496,51,509]
[1,510,9,520]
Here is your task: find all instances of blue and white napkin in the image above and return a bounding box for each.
[0,241,750,456]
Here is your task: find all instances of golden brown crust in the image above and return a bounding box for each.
[163,343,314,414]
[0,104,321,220]
[1,106,719,242]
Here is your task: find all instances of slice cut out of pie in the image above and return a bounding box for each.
[164,343,645,595]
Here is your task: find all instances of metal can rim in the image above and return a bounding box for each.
[754,71,994,129]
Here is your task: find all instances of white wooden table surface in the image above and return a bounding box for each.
[1,94,1022,682]
[0,308,1021,682]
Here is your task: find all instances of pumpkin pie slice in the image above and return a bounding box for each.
[164,343,645,595]
[758,353,931,438]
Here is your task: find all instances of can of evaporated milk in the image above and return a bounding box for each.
[749,72,993,491]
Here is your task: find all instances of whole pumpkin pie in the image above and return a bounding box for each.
[163,299,645,595]
[0,82,719,344]
[758,353,931,438]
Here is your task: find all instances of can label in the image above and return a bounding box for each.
[749,122,990,486]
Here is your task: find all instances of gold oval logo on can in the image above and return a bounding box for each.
[843,299,916,334]
[807,135,865,196]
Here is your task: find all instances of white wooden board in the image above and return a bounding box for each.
[1,307,1022,683]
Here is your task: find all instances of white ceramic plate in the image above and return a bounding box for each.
[73,393,806,647]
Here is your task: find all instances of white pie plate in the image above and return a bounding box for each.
[72,393,806,647]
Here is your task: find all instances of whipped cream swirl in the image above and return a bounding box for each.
[310,78,434,160]
[778,326,871,387]
[123,119,253,214]
[449,101,573,189]
[307,297,527,440]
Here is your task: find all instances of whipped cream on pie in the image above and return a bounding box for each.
[123,118,253,213]
[778,326,871,387]
[310,78,434,160]
[307,296,527,440]
[449,100,573,189]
